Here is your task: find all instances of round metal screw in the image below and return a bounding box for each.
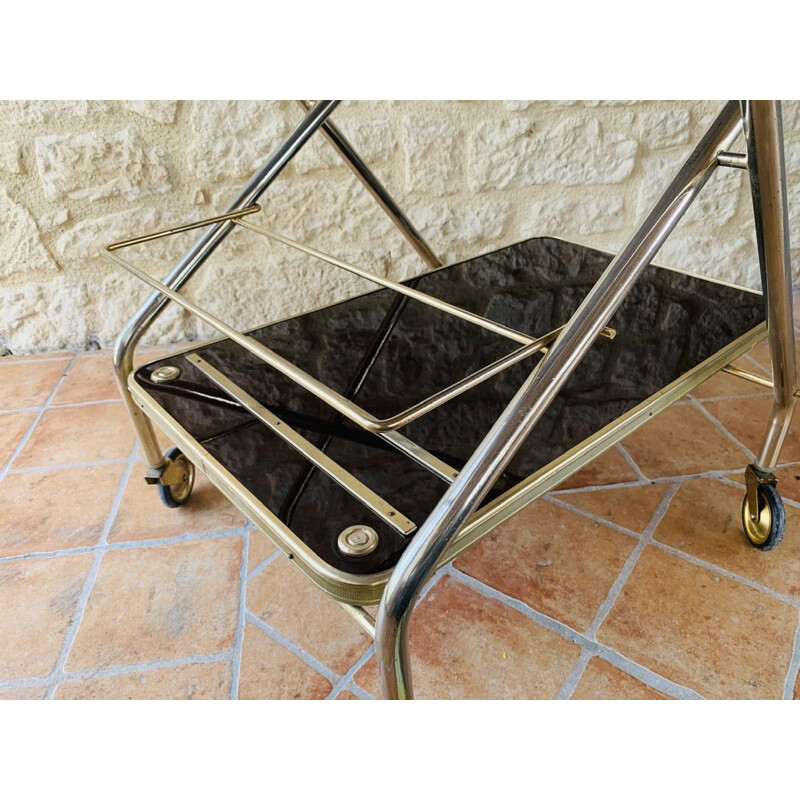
[337,525,379,557]
[151,365,182,383]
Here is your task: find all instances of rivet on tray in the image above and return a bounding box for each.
[337,525,379,557]
[151,365,182,383]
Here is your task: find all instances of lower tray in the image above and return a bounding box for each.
[130,236,766,603]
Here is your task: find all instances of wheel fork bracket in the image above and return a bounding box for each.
[745,463,778,524]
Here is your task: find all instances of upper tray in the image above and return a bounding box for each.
[132,236,765,579]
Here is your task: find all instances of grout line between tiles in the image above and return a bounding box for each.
[245,610,339,686]
[546,495,640,539]
[1,354,74,364]
[57,651,232,686]
[554,648,592,700]
[0,354,77,482]
[615,443,649,482]
[586,482,681,639]
[327,644,377,700]
[43,442,139,699]
[229,530,250,700]
[341,680,375,701]
[49,399,122,410]
[246,548,282,581]
[781,608,800,699]
[554,483,681,698]
[688,395,757,461]
[0,407,42,416]
[649,539,800,609]
[8,458,132,475]
[550,483,800,610]
[0,526,250,567]
[444,564,700,700]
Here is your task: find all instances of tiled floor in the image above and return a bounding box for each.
[2,336,800,700]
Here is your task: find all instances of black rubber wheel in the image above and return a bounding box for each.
[157,447,195,509]
[741,483,786,551]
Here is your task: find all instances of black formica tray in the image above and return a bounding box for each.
[133,237,765,577]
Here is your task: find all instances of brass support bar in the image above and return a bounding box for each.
[338,603,377,639]
[721,364,800,396]
[187,354,416,536]
[107,206,262,251]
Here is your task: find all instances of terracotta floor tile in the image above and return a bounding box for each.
[769,465,800,505]
[0,554,93,681]
[653,478,800,600]
[66,537,242,671]
[354,576,581,699]
[746,338,800,376]
[0,352,73,364]
[621,404,750,478]
[0,412,36,467]
[52,356,120,406]
[556,447,640,490]
[0,686,47,700]
[335,691,360,700]
[597,547,797,699]
[237,621,332,699]
[0,360,69,410]
[247,558,371,675]
[14,403,135,468]
[570,658,669,700]
[555,482,668,534]
[247,531,278,572]
[108,464,244,543]
[703,395,800,463]
[0,464,126,557]
[455,500,636,631]
[689,367,772,401]
[55,662,232,699]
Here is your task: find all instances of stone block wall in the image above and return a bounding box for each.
[1,100,798,354]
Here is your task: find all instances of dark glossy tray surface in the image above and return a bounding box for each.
[135,237,765,576]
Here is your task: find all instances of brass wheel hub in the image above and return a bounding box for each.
[742,492,772,546]
[166,454,194,504]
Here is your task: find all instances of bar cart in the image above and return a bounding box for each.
[104,101,796,699]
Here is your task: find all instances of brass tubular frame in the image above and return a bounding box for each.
[111,100,340,472]
[375,101,745,700]
[104,241,613,434]
[742,101,798,472]
[105,100,795,700]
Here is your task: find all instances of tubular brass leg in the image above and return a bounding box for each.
[111,101,340,475]
[743,101,797,521]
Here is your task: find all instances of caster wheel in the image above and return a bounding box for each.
[741,483,785,551]
[157,447,195,508]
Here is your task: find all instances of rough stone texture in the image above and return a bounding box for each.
[639,108,691,149]
[0,189,59,279]
[469,115,638,190]
[124,100,178,125]
[1,100,108,125]
[0,100,798,354]
[186,101,291,183]
[403,115,465,195]
[35,129,171,202]
[0,141,22,174]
